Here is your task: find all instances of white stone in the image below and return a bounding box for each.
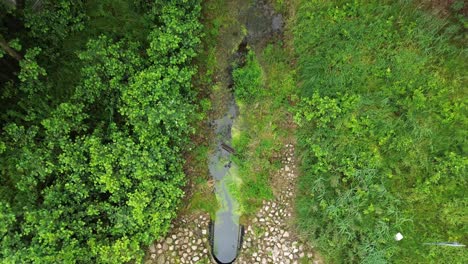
[283,232,290,238]
[395,232,403,241]
[149,244,156,253]
[193,256,199,262]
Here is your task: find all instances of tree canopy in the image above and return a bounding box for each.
[0,0,202,262]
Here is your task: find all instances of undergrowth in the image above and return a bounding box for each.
[294,0,467,263]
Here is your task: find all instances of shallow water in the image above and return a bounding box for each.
[208,1,283,263]
[209,96,241,264]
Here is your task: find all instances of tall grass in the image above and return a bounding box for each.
[294,0,467,263]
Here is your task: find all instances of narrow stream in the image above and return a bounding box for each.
[208,93,241,264]
[208,1,283,263]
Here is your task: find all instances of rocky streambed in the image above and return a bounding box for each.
[145,144,322,264]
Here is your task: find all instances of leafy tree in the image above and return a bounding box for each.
[0,0,202,262]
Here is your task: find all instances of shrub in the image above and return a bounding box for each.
[0,1,202,262]
[233,50,264,102]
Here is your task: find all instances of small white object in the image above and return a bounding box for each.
[395,232,404,241]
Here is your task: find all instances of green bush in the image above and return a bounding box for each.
[0,1,201,262]
[233,50,264,102]
[294,0,467,263]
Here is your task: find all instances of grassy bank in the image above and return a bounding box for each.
[294,0,467,263]
[232,42,297,220]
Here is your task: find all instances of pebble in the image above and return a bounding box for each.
[149,244,156,253]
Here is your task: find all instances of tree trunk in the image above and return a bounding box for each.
[0,35,22,61]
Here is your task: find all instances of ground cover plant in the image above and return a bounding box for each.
[232,42,296,219]
[0,0,201,262]
[294,0,467,263]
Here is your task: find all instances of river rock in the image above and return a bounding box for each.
[149,243,156,253]
[156,255,165,264]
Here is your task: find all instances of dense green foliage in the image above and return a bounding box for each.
[233,50,264,102]
[0,1,201,262]
[294,0,467,263]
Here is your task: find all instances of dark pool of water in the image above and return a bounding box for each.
[208,1,283,263]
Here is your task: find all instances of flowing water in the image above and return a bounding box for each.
[208,1,283,263]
